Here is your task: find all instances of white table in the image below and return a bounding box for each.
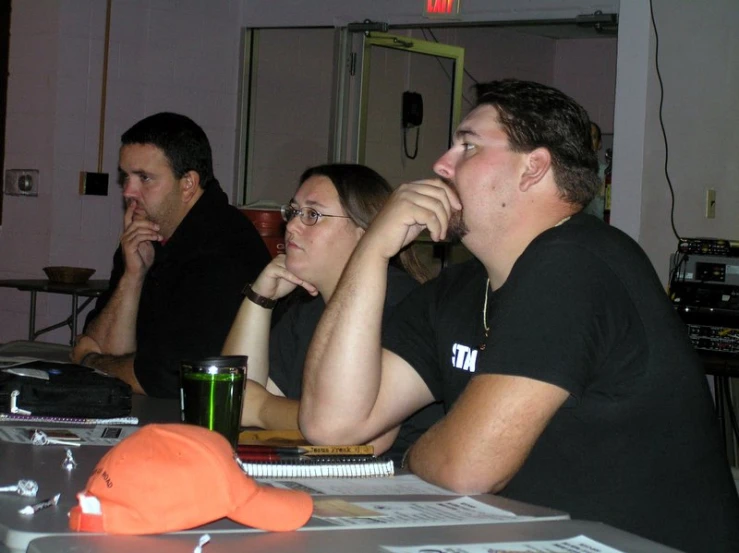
[0,354,683,553]
[0,280,109,345]
[23,519,683,553]
[0,393,573,553]
[0,430,565,553]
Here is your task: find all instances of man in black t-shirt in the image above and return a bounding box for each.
[70,113,270,397]
[300,80,739,552]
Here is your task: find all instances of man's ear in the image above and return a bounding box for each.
[520,147,551,192]
[180,171,201,202]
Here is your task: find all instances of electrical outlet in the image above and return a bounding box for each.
[4,169,39,196]
[705,188,716,219]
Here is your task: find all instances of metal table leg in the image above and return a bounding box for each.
[28,291,37,341]
[70,293,79,345]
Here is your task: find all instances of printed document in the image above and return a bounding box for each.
[313,497,564,529]
[382,535,626,552]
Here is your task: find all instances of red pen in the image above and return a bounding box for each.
[237,452,308,462]
[237,445,308,455]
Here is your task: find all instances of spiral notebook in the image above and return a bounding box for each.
[238,455,395,479]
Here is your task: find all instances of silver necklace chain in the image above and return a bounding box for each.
[479,216,571,351]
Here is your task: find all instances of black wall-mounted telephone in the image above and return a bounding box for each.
[402,91,424,128]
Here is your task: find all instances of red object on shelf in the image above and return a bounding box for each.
[240,207,285,258]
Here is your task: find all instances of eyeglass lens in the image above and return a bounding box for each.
[281,205,320,226]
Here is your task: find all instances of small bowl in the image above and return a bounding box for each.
[43,266,96,285]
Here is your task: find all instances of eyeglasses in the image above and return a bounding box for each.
[280,204,351,226]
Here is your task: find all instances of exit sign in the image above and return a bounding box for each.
[424,0,461,17]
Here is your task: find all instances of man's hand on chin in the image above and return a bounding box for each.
[121,200,160,277]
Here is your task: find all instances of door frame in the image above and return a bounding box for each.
[350,31,465,164]
[234,28,465,201]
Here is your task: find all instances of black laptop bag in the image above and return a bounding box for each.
[0,360,132,418]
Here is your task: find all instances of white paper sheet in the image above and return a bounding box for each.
[0,356,39,368]
[382,535,626,553]
[261,474,457,496]
[314,497,561,529]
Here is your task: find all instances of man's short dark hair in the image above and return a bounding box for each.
[121,112,216,189]
[474,80,600,207]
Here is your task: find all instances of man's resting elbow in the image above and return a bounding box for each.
[433,462,511,495]
[298,411,354,446]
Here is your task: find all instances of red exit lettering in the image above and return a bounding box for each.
[425,0,458,15]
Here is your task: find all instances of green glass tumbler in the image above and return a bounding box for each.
[180,356,247,447]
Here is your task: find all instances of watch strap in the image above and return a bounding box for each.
[242,283,278,309]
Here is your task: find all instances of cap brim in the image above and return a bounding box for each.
[229,484,313,532]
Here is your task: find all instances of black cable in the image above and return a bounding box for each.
[671,251,687,281]
[419,28,475,108]
[668,251,688,293]
[649,0,681,243]
[403,126,420,159]
[425,28,481,85]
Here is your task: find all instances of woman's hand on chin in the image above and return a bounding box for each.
[252,254,318,300]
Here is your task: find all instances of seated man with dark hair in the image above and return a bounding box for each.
[300,80,739,553]
[71,112,270,397]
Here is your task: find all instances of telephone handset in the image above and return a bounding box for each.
[402,91,424,128]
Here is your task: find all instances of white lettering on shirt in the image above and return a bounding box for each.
[451,343,478,373]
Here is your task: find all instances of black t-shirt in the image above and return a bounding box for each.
[384,213,739,553]
[87,184,271,397]
[270,266,445,463]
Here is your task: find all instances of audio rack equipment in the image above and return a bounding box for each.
[683,324,739,354]
[677,237,739,257]
[670,244,739,354]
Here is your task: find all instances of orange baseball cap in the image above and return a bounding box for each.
[68,423,313,534]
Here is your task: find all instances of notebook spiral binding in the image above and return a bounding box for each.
[239,456,395,479]
[0,413,139,425]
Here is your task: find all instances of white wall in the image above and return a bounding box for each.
[247,28,335,204]
[241,0,620,27]
[0,0,245,343]
[553,37,617,135]
[648,0,739,281]
[615,0,739,284]
[1,2,60,340]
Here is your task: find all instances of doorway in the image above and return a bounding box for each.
[235,28,465,208]
[353,32,464,188]
[236,24,617,207]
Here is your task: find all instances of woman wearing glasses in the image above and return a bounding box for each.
[222,163,442,460]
